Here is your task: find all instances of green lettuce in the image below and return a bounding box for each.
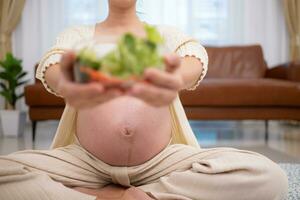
[76,24,165,79]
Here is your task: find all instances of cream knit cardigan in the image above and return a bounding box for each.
[36,25,208,149]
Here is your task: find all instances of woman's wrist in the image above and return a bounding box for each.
[177,56,204,91]
[44,63,65,97]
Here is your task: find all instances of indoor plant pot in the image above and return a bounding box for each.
[0,110,26,137]
[0,53,28,137]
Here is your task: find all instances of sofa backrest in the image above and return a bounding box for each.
[34,63,41,83]
[205,45,267,79]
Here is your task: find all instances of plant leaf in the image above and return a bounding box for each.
[0,91,13,105]
[0,82,7,91]
[17,93,24,100]
[0,52,26,108]
[17,80,29,87]
[0,72,10,80]
[16,71,27,79]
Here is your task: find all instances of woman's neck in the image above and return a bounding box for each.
[95,4,145,37]
[103,4,142,29]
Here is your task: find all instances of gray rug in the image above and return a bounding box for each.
[279,163,300,200]
[206,145,300,163]
[238,146,300,163]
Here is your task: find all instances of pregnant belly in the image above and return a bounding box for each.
[76,96,172,166]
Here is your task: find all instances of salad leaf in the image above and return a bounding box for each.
[76,24,165,80]
[77,48,101,70]
[145,24,164,45]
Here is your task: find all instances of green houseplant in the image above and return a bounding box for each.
[0,53,28,136]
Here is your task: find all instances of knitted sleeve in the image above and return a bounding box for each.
[35,25,93,96]
[158,26,208,90]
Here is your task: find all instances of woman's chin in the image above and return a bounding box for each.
[108,0,137,9]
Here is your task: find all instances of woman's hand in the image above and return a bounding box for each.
[56,51,123,109]
[127,54,184,106]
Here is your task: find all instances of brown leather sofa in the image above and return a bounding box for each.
[180,45,300,141]
[25,67,65,141]
[25,45,300,142]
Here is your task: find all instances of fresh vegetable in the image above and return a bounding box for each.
[75,24,165,83]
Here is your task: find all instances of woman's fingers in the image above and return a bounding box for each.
[144,68,183,90]
[58,81,103,106]
[164,54,181,73]
[128,55,182,106]
[60,51,76,80]
[61,82,123,108]
[128,82,177,106]
[93,89,123,104]
[77,90,121,108]
[58,52,182,108]
[58,51,128,109]
[59,81,104,98]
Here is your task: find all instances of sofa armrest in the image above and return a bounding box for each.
[265,63,289,80]
[34,63,40,83]
[265,62,300,82]
[25,83,65,106]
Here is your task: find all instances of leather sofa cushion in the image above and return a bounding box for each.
[25,83,65,106]
[28,107,64,120]
[180,79,300,106]
[205,45,267,79]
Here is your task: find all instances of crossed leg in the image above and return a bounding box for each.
[0,143,156,200]
[73,144,289,200]
[0,143,288,200]
[123,145,288,200]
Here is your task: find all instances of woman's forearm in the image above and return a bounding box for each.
[44,64,62,94]
[178,56,204,90]
[44,56,203,94]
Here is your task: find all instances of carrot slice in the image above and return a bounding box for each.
[79,67,122,84]
[78,66,147,89]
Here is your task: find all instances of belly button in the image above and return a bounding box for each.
[124,131,132,136]
[121,127,134,137]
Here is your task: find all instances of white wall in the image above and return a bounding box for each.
[139,0,289,67]
[10,0,107,110]
[242,0,289,67]
[7,0,290,110]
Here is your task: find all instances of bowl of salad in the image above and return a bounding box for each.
[73,25,167,88]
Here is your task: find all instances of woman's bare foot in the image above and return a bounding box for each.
[122,187,156,200]
[74,185,155,200]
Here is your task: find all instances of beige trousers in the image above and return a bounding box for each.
[0,142,288,200]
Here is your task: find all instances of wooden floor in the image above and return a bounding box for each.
[0,120,299,162]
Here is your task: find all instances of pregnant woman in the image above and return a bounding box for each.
[0,0,288,200]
